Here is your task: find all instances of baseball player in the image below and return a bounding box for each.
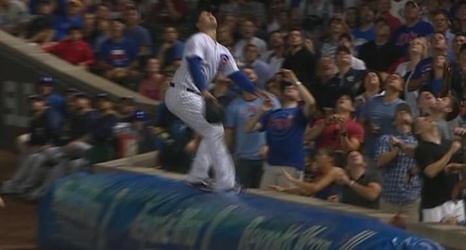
[165,11,265,192]
[26,92,98,200]
[1,95,63,195]
[16,77,67,157]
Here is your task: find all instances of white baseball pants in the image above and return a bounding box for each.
[165,86,235,191]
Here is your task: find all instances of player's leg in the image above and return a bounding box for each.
[165,89,235,191]
[1,154,37,193]
[201,124,235,191]
[186,138,212,183]
[17,152,48,192]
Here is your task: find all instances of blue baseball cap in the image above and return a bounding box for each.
[38,76,55,85]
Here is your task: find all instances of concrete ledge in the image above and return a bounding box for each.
[94,151,466,250]
[0,31,158,112]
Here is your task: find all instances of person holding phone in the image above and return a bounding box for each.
[245,69,316,189]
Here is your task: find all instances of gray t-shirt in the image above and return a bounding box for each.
[437,117,461,140]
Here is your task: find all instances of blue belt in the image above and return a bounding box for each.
[169,82,200,95]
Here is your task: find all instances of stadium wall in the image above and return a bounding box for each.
[38,171,446,250]
[0,31,158,150]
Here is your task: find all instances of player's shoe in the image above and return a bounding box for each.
[225,183,244,194]
[185,180,213,192]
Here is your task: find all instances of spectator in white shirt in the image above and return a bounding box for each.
[261,30,285,74]
[0,0,28,35]
[234,19,267,63]
[338,33,366,70]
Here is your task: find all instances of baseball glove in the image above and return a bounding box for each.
[204,99,225,124]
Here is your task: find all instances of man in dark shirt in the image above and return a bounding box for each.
[87,93,119,164]
[338,150,382,209]
[23,0,54,44]
[118,96,137,123]
[282,28,317,92]
[1,95,62,195]
[414,116,465,223]
[358,18,400,73]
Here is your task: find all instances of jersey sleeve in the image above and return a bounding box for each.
[184,34,206,60]
[219,49,239,76]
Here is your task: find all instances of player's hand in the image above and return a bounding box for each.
[450,140,462,153]
[281,69,299,84]
[202,90,217,102]
[445,163,466,174]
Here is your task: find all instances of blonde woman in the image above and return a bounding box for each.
[395,37,429,116]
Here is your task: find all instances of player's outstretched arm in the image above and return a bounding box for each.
[227,71,263,96]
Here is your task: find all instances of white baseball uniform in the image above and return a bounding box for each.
[165,32,239,192]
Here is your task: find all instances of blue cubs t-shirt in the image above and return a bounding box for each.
[260,105,309,171]
[225,96,280,160]
[352,27,376,52]
[98,37,139,68]
[391,21,434,55]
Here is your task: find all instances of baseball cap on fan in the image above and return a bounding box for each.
[394,103,412,116]
[405,0,419,9]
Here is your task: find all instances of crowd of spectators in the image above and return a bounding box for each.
[2,0,466,227]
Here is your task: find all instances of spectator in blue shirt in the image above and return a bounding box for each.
[352,4,376,52]
[97,20,139,81]
[391,1,434,55]
[52,0,83,41]
[37,76,67,121]
[225,67,280,188]
[243,43,274,89]
[157,26,184,71]
[123,7,153,57]
[408,33,451,95]
[245,69,316,189]
[359,74,406,161]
